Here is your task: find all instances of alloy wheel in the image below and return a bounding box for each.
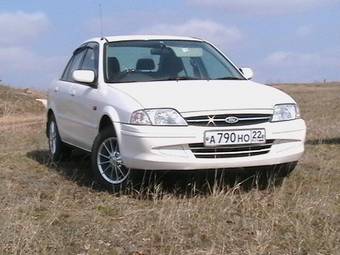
[96,137,130,184]
[49,121,57,155]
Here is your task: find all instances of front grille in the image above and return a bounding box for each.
[185,113,272,127]
[189,140,274,159]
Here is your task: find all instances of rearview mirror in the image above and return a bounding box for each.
[150,47,172,55]
[72,70,95,84]
[240,68,254,80]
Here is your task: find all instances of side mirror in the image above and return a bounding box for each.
[240,68,254,80]
[72,70,95,84]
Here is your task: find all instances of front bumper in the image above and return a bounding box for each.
[117,119,306,170]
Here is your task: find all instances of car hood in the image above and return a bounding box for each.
[108,80,295,113]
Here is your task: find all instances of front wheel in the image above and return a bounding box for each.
[256,161,298,188]
[91,127,130,190]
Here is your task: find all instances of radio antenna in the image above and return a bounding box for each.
[99,3,103,37]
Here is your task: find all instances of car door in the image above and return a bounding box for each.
[54,47,87,145]
[65,43,102,151]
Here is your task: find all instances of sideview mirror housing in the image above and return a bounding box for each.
[72,70,95,84]
[240,68,254,80]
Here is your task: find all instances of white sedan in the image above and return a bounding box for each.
[47,35,306,189]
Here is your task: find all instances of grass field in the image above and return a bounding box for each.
[0,83,339,254]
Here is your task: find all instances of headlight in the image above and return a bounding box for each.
[272,104,300,122]
[130,109,187,126]
[130,110,151,125]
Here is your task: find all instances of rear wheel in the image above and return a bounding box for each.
[256,162,298,188]
[47,115,72,161]
[91,127,130,190]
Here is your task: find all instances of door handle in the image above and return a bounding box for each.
[54,87,59,92]
[70,89,76,96]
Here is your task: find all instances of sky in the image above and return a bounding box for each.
[0,0,340,89]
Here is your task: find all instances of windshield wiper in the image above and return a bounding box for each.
[154,76,201,81]
[108,80,139,84]
[215,77,244,80]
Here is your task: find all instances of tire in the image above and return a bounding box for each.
[274,161,298,178]
[47,114,72,162]
[256,162,298,189]
[91,127,130,191]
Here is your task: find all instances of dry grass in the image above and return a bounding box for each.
[0,83,339,254]
[0,84,45,117]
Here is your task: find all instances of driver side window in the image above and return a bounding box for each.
[61,49,87,82]
[81,45,99,75]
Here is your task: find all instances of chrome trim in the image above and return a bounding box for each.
[190,143,274,150]
[185,113,272,127]
[193,148,270,156]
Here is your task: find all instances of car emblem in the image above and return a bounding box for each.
[225,116,239,124]
[207,116,216,126]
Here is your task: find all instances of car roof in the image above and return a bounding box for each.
[84,35,204,44]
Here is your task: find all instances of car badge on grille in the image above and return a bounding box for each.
[225,116,239,124]
[207,116,216,126]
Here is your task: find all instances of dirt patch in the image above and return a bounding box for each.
[0,114,45,131]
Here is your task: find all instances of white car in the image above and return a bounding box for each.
[47,35,306,189]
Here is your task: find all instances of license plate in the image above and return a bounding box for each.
[204,129,266,147]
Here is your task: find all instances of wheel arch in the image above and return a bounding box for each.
[46,108,55,137]
[97,106,123,148]
[98,115,116,136]
[47,108,54,120]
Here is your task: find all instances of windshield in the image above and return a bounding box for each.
[104,40,245,83]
